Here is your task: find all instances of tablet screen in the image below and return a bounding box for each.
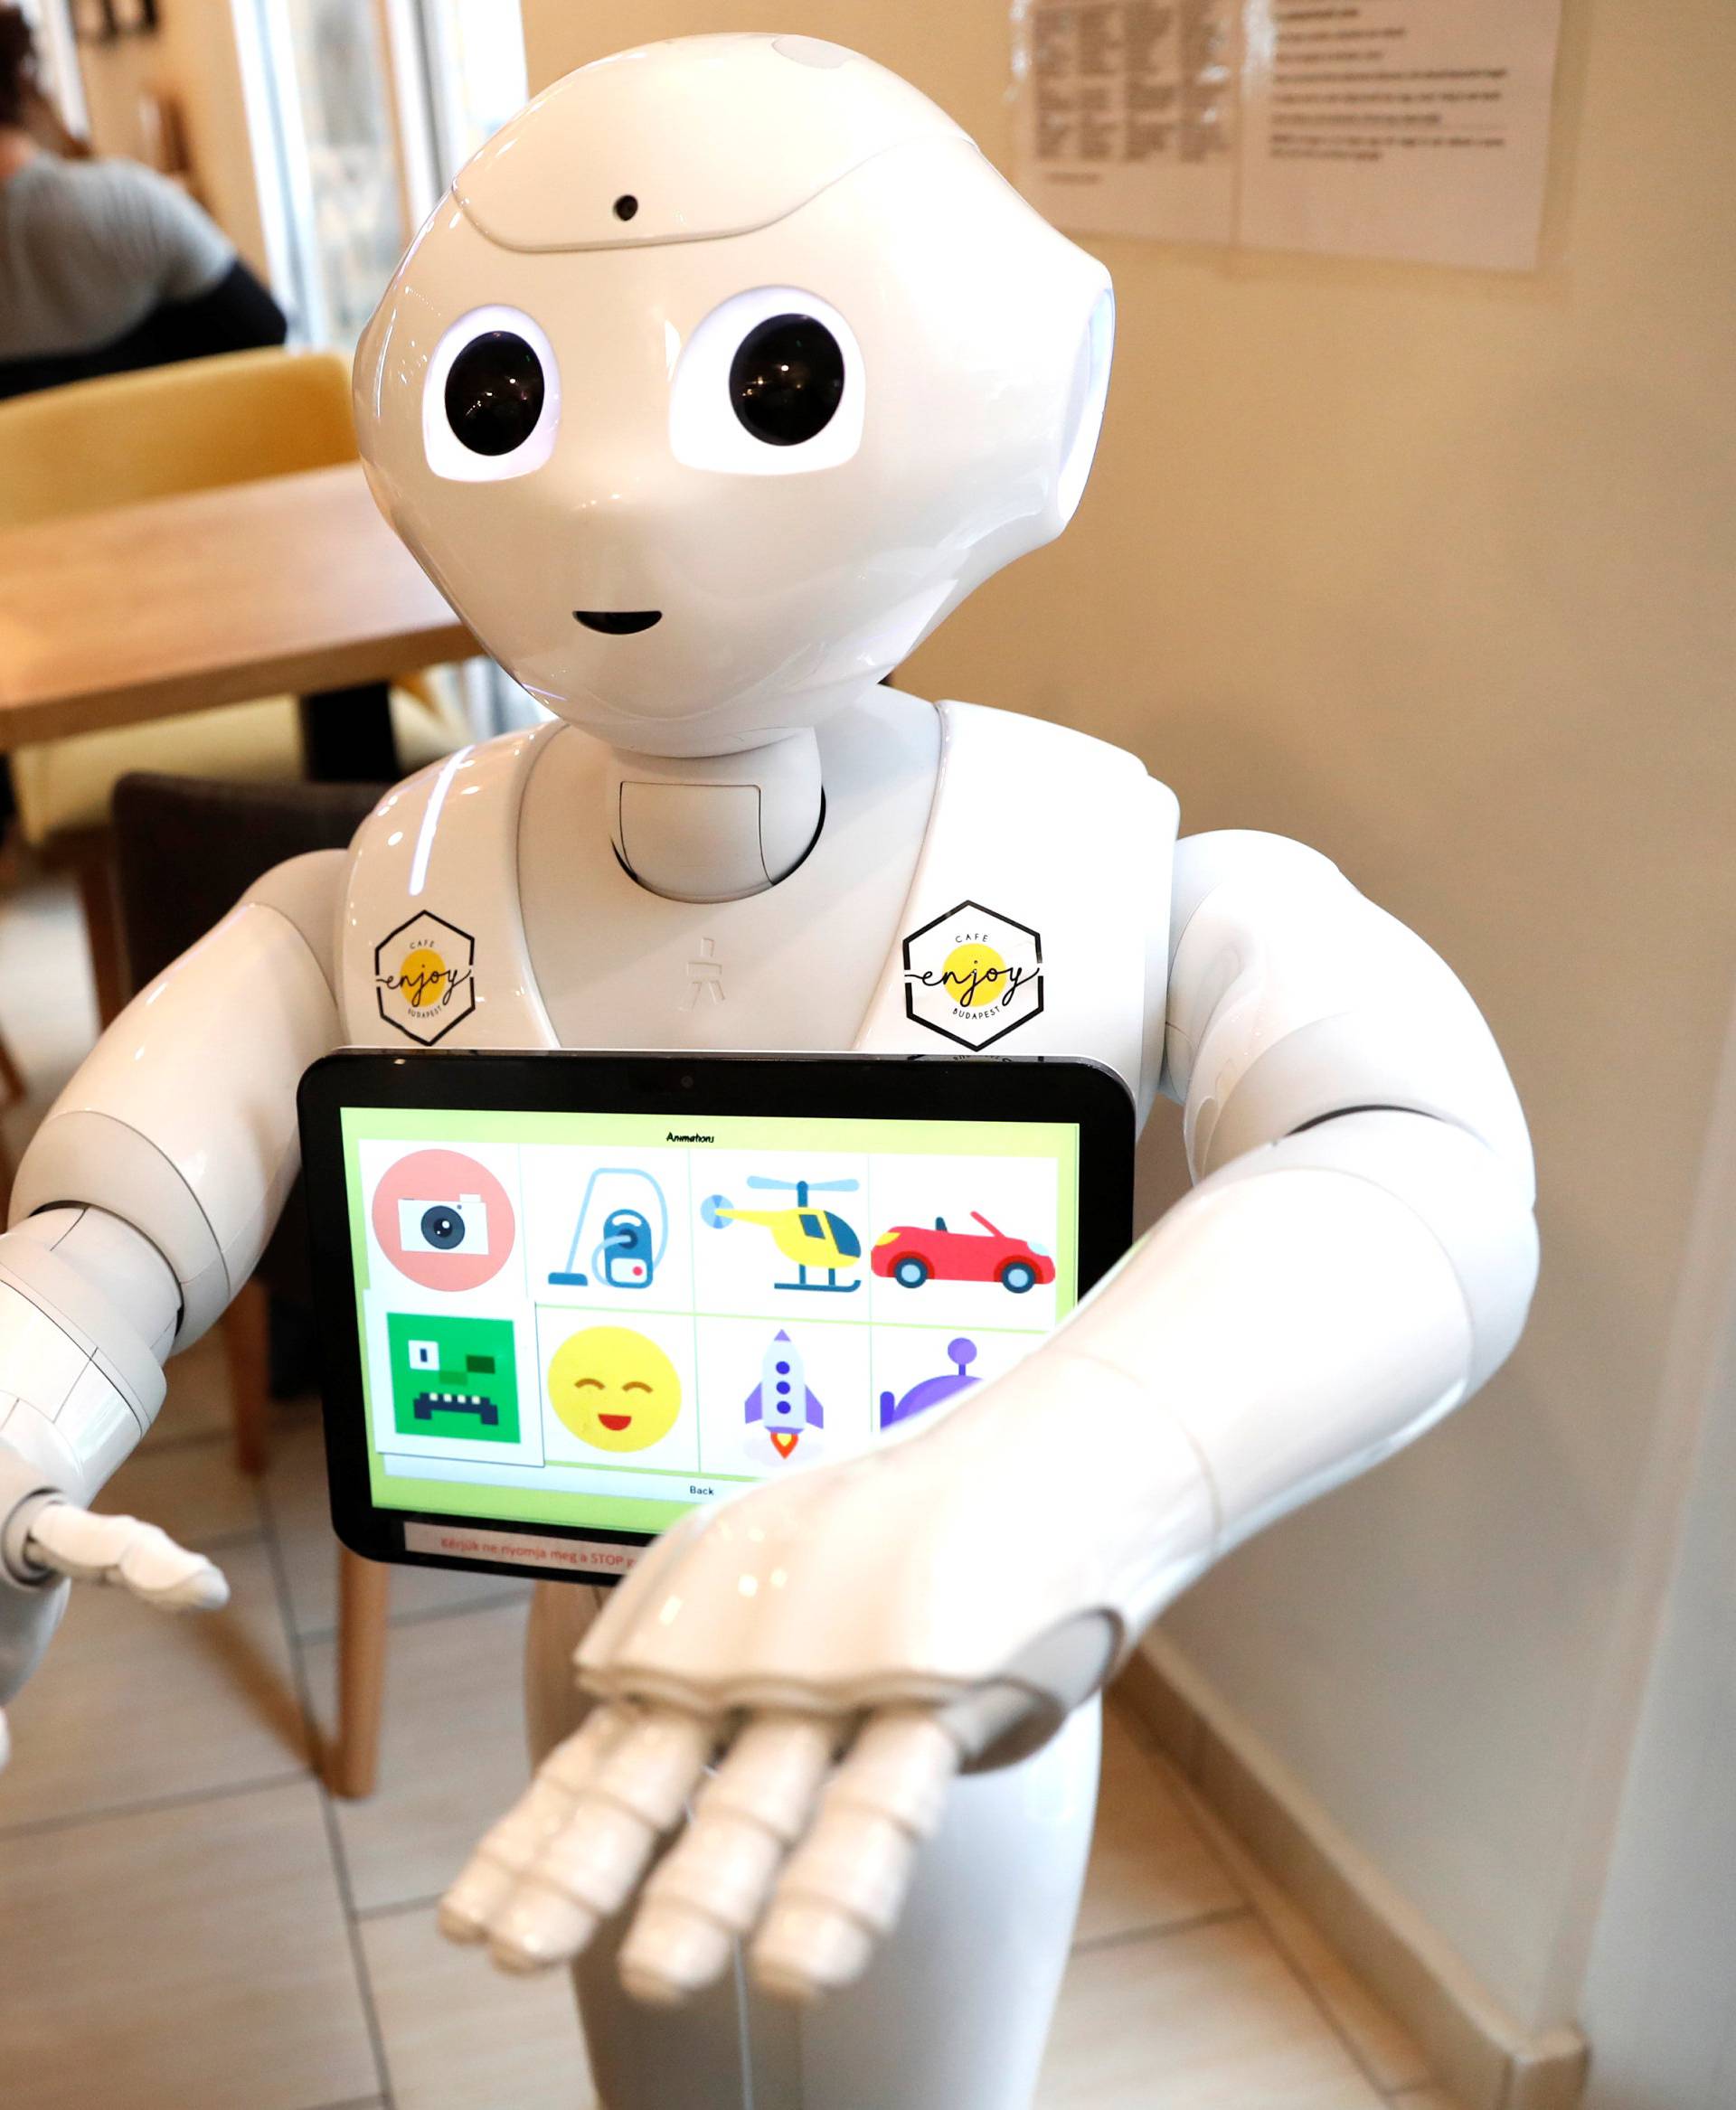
[337,1102,1082,1544]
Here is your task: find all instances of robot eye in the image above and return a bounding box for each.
[669,287,863,476]
[446,333,543,455]
[729,315,844,447]
[422,305,561,483]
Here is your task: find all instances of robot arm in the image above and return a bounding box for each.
[0,852,345,1741]
[444,829,1538,2004]
[1123,826,1538,1568]
[9,852,344,1351]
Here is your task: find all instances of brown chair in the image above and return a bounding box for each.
[111,769,392,1797]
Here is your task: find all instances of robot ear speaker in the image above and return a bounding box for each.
[1056,287,1116,529]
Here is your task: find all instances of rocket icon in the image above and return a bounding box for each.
[744,1330,826,1462]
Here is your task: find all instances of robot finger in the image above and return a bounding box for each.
[439,1700,637,1945]
[750,1708,962,2002]
[25,1503,229,1612]
[486,1702,722,1974]
[617,1710,841,2003]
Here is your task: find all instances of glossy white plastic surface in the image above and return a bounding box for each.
[354,43,1110,758]
[0,1209,176,1504]
[1166,830,1537,1198]
[341,693,1164,1099]
[611,729,825,901]
[0,1205,227,1764]
[10,898,341,1344]
[17,1501,228,1610]
[456,34,966,256]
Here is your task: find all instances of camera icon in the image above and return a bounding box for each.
[398,1193,490,1257]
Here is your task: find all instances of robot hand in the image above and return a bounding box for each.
[0,1208,224,1765]
[440,1355,1211,2005]
[14,1492,228,1610]
[0,1451,231,1764]
[444,1679,958,2011]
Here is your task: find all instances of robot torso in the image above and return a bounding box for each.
[338,690,1175,1119]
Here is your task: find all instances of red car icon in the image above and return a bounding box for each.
[872,1212,1055,1294]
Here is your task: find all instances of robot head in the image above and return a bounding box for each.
[354,34,1113,758]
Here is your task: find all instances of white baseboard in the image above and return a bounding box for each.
[1116,1633,1589,2110]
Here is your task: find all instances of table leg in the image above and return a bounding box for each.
[297,681,398,784]
[330,1547,392,1799]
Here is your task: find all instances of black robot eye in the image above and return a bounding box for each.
[728,314,844,447]
[444,330,546,457]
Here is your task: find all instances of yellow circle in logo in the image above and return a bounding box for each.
[549,1326,682,1453]
[942,941,1009,1011]
[398,944,448,1011]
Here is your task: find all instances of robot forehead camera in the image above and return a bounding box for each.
[453,34,972,254]
[354,33,1115,756]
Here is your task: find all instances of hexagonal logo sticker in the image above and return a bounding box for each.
[901,900,1043,1050]
[373,911,476,1046]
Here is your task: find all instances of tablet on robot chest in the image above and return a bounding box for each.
[299,1051,1133,1586]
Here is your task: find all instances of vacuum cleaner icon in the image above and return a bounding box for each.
[550,1170,669,1291]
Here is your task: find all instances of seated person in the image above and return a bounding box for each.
[0,4,288,400]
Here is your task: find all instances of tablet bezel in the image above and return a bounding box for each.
[299,1050,1135,1587]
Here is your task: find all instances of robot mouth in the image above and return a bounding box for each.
[573,609,662,635]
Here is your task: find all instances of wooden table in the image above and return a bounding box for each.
[0,461,476,764]
[0,459,476,1020]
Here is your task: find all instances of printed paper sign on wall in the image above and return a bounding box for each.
[1014,0,1564,272]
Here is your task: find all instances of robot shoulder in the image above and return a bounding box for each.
[338,721,566,1049]
[342,721,562,919]
[932,696,1179,900]
[1168,830,1343,965]
[935,696,1156,793]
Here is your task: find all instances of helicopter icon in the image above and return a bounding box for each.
[701,1176,863,1294]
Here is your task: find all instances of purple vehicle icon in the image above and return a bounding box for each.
[878,1337,978,1431]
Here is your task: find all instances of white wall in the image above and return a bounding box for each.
[1578,985,1736,2109]
[518,0,1736,2035]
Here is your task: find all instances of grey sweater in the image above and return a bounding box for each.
[0,152,233,359]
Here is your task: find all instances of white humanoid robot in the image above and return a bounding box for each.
[0,35,1538,2110]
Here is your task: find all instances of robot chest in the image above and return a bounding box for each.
[356,860,920,1054]
[340,708,1171,1099]
[525,881,906,1053]
[351,854,1149,1075]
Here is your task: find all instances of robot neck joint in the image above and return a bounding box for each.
[609,730,824,904]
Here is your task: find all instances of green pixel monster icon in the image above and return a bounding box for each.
[386,1313,520,1443]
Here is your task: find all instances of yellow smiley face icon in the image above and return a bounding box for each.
[548,1326,682,1453]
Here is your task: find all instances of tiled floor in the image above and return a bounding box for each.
[0,869,1465,2108]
